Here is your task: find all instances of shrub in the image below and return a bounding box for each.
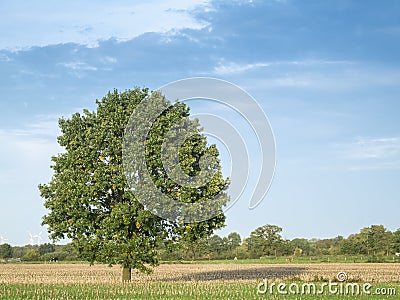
[22,250,41,261]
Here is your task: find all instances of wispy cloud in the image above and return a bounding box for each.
[234,62,400,91]
[213,59,354,75]
[344,137,400,160]
[3,114,61,141]
[213,61,270,75]
[100,56,117,64]
[348,161,400,171]
[0,115,62,186]
[336,137,400,170]
[57,60,101,78]
[59,61,98,72]
[0,53,12,61]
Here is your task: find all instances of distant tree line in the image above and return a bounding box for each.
[1,224,399,262]
[158,224,400,261]
[0,243,79,262]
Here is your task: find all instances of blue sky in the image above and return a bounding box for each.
[1,0,400,245]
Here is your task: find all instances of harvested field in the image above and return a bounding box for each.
[1,263,399,284]
[1,263,399,299]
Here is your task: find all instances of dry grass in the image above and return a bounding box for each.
[1,263,399,284]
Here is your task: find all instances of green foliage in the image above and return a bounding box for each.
[392,228,400,253]
[11,246,29,259]
[290,238,315,256]
[293,247,303,256]
[41,253,57,261]
[359,225,392,256]
[340,234,366,255]
[38,243,55,255]
[41,243,80,261]
[232,244,249,259]
[207,235,225,256]
[0,243,12,259]
[246,224,286,257]
[227,232,241,251]
[38,88,229,274]
[341,225,392,256]
[4,224,399,263]
[22,249,41,261]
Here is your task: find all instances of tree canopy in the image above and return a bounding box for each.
[246,224,286,257]
[0,243,12,259]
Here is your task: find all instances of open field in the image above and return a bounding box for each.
[1,263,399,299]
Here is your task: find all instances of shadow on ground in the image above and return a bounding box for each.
[163,266,307,281]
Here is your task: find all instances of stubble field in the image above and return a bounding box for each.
[0,263,399,299]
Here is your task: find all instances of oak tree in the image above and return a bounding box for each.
[39,88,229,280]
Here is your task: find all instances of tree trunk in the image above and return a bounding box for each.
[122,267,131,282]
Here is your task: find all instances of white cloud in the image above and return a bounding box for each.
[213,61,270,75]
[0,118,59,180]
[230,61,400,90]
[0,114,62,188]
[348,161,400,171]
[0,116,61,178]
[10,115,61,139]
[101,56,117,64]
[0,130,59,170]
[261,75,315,88]
[59,61,98,71]
[58,57,119,77]
[344,137,400,160]
[0,0,210,51]
[336,137,400,170]
[213,59,353,75]
[0,53,12,61]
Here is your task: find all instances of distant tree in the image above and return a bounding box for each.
[41,253,58,261]
[22,249,41,261]
[392,228,400,254]
[360,225,392,256]
[233,243,250,259]
[328,236,344,255]
[178,229,209,260]
[38,243,55,256]
[293,247,303,256]
[0,244,12,259]
[38,88,229,280]
[290,238,314,256]
[227,232,242,251]
[330,235,344,248]
[53,243,80,261]
[247,224,284,257]
[207,235,224,256]
[222,237,230,252]
[11,246,27,259]
[246,234,264,258]
[340,234,367,255]
[315,239,332,255]
[278,239,293,256]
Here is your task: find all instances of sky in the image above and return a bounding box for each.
[0,0,400,246]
